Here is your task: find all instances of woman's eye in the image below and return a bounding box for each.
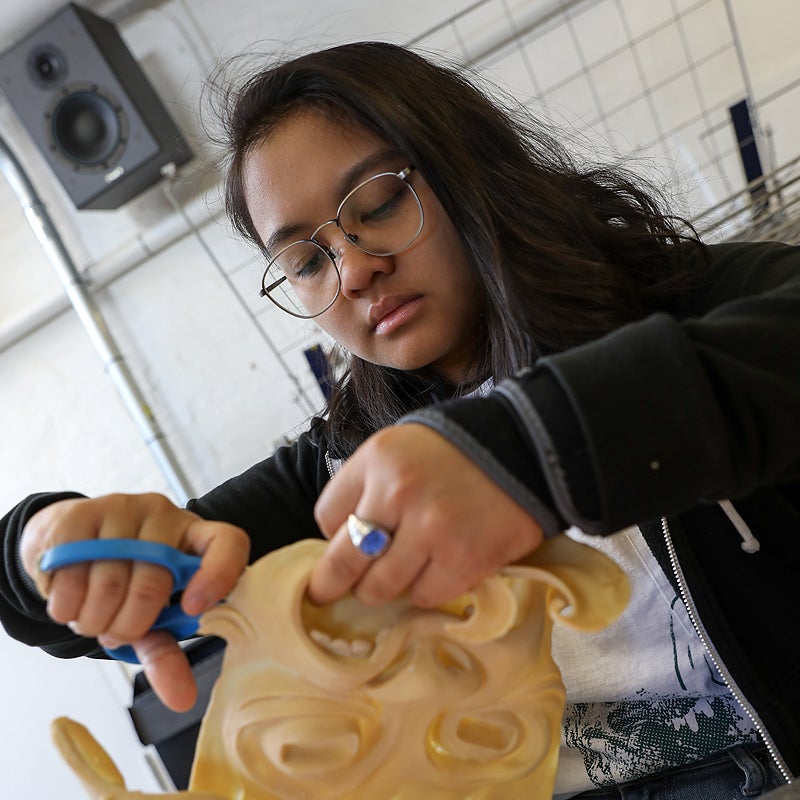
[292,251,325,280]
[362,189,403,223]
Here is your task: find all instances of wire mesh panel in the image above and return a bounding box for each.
[407,0,799,242]
[693,156,800,244]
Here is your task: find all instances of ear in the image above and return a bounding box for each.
[198,601,253,645]
[51,717,127,797]
[50,717,226,800]
[501,534,630,632]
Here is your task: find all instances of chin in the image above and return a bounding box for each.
[365,347,433,372]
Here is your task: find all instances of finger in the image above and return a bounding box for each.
[76,499,178,640]
[104,518,250,637]
[407,558,483,608]
[21,501,95,600]
[100,560,175,642]
[405,526,532,608]
[314,459,367,539]
[179,520,251,616]
[132,630,198,713]
[70,559,136,637]
[45,563,91,624]
[306,520,373,606]
[351,535,429,606]
[25,494,145,614]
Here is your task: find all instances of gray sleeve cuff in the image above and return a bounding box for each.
[400,396,564,538]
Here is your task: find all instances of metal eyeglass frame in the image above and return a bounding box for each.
[259,165,423,319]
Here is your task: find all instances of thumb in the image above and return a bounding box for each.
[132,631,198,712]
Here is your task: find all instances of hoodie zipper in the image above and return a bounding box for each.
[325,451,336,480]
[661,516,792,783]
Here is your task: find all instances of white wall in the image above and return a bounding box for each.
[0,1,797,797]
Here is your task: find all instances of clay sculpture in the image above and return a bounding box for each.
[52,535,629,799]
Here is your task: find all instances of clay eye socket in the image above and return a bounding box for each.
[428,708,551,782]
[240,715,362,774]
[231,695,384,790]
[456,715,517,751]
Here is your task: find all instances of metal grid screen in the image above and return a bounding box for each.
[407,0,800,243]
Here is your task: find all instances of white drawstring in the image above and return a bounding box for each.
[718,500,761,553]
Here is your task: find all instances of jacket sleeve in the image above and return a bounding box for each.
[402,241,800,536]
[0,421,330,654]
[187,419,330,561]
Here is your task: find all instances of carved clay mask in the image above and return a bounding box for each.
[52,535,629,799]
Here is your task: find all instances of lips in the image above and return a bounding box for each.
[368,294,422,330]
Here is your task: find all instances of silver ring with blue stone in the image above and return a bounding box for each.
[347,514,392,559]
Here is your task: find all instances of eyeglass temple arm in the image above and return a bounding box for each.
[261,274,286,295]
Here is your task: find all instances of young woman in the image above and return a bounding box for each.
[1,42,798,797]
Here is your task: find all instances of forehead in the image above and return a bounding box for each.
[242,110,394,240]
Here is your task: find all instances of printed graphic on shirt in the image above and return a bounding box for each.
[564,694,757,786]
[563,593,757,787]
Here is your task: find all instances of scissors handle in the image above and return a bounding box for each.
[39,540,203,665]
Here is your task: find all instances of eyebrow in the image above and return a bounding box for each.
[263,147,407,254]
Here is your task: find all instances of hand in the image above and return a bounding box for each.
[309,423,544,608]
[20,493,250,711]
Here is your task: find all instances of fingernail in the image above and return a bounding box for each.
[66,620,82,634]
[182,591,213,615]
[97,634,122,649]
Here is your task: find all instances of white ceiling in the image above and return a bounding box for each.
[0,1,68,52]
[0,0,161,53]
[0,0,184,52]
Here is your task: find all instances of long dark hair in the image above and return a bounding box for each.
[216,41,704,456]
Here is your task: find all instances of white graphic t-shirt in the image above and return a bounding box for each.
[552,525,758,796]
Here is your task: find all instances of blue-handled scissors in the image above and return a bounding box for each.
[39,539,204,665]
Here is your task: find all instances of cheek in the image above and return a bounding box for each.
[314,306,362,353]
[426,214,479,295]
[440,249,483,323]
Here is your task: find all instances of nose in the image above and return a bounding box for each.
[335,237,395,300]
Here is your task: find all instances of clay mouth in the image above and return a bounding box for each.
[308,626,391,658]
[300,593,418,661]
[299,589,471,662]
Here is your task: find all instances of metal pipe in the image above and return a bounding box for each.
[0,134,194,505]
[0,191,227,355]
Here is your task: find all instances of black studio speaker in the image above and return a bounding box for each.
[0,2,192,210]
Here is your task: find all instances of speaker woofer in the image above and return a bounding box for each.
[52,90,122,166]
[46,82,127,171]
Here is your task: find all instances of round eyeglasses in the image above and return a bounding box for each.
[259,165,424,318]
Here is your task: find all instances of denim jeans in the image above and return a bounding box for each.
[571,745,786,800]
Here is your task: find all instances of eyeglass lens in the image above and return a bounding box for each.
[262,171,422,318]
